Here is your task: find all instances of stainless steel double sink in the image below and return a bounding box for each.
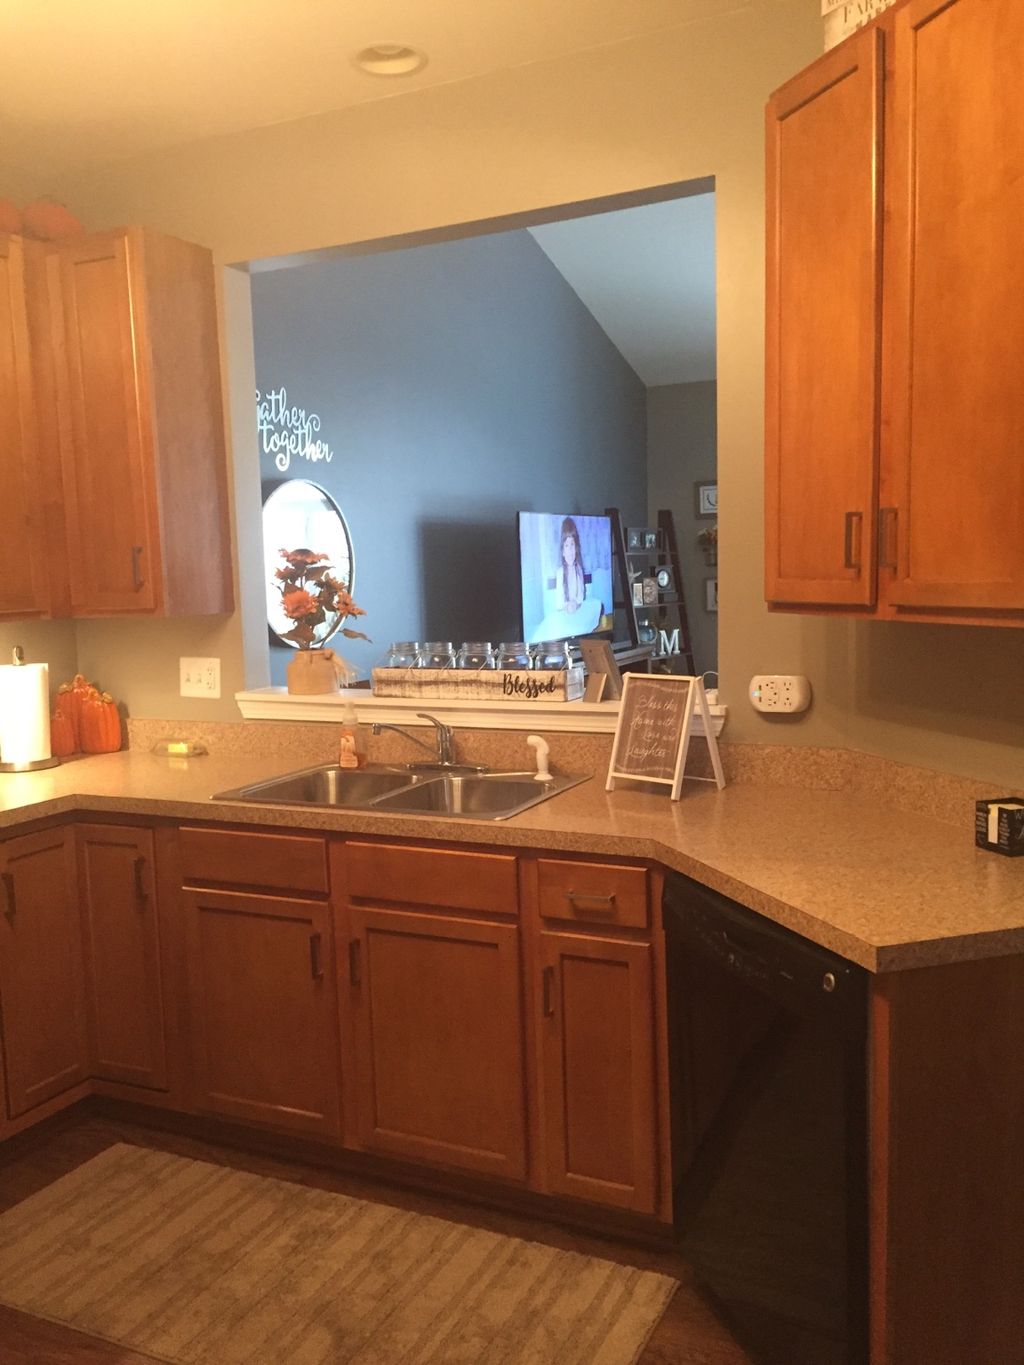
[213,764,588,821]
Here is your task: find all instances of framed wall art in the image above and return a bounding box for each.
[695,481,718,518]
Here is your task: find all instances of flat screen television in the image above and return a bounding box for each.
[518,511,615,645]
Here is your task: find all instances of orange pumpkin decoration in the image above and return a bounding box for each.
[49,703,77,758]
[58,673,96,749]
[21,197,84,242]
[0,199,22,235]
[80,692,121,754]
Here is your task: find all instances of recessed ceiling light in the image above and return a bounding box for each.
[354,44,427,77]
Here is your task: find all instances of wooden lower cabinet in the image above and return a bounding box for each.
[344,907,528,1181]
[0,828,89,1117]
[78,823,167,1090]
[182,887,341,1139]
[537,930,658,1214]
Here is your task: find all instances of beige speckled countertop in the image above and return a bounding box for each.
[1,748,1021,973]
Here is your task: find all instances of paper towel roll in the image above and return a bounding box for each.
[0,662,52,766]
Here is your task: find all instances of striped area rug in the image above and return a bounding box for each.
[0,1144,677,1364]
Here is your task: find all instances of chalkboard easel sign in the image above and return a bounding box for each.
[605,674,725,799]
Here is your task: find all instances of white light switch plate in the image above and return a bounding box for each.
[180,657,221,699]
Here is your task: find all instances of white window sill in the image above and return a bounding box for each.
[235,687,727,737]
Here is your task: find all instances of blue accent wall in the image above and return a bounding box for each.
[252,228,647,682]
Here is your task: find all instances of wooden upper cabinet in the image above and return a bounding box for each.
[883,0,1024,613]
[767,0,1024,623]
[0,236,49,619]
[0,828,89,1117]
[765,27,883,608]
[50,227,233,617]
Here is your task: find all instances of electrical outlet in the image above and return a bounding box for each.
[180,657,221,699]
[749,674,811,713]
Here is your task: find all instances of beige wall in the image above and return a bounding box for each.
[44,1,1024,785]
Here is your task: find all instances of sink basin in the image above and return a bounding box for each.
[214,764,588,820]
[214,764,423,807]
[371,772,587,819]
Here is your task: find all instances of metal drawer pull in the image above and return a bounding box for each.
[1,872,15,920]
[309,932,324,982]
[878,506,898,571]
[349,938,361,988]
[843,511,863,572]
[133,856,147,904]
[131,545,144,591]
[542,965,555,1018]
[564,890,617,912]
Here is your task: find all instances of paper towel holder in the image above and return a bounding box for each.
[0,647,61,773]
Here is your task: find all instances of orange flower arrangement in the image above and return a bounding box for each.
[274,548,369,649]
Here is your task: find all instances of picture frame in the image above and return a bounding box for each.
[578,638,623,701]
[643,529,660,551]
[695,480,718,518]
[632,581,645,607]
[705,577,718,613]
[626,527,644,552]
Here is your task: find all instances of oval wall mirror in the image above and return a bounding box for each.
[262,479,355,649]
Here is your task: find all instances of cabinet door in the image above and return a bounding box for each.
[0,829,89,1117]
[50,231,158,614]
[884,0,1024,612]
[78,824,167,1090]
[345,908,527,1180]
[765,28,883,607]
[0,236,48,618]
[183,888,340,1138]
[538,932,658,1213]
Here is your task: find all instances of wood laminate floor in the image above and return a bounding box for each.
[0,1108,754,1365]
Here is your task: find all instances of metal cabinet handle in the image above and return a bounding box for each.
[1,872,15,921]
[878,507,898,571]
[843,511,863,572]
[349,938,361,988]
[131,545,144,591]
[309,932,324,982]
[133,856,147,904]
[542,965,555,1018]
[564,889,617,913]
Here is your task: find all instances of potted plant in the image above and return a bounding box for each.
[274,548,370,693]
[697,522,718,568]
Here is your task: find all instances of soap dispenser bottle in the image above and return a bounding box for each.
[338,704,366,769]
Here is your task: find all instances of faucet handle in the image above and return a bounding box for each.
[416,712,455,764]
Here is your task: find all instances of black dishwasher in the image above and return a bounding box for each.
[664,871,868,1365]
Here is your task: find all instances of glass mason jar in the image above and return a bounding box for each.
[535,639,572,670]
[385,641,419,668]
[496,641,531,670]
[455,642,495,670]
[417,641,456,669]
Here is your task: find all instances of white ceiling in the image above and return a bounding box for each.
[1,0,722,382]
[0,0,754,178]
[529,193,716,387]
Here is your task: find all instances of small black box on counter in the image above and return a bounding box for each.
[975,798,1024,856]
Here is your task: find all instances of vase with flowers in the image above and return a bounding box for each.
[697,523,718,568]
[274,548,370,694]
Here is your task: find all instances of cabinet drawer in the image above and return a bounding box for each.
[342,842,518,916]
[178,827,328,895]
[536,858,648,929]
